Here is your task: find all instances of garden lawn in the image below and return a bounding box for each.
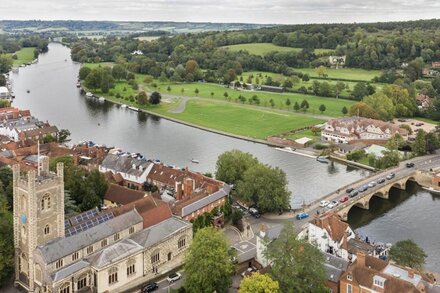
[11,47,36,66]
[83,62,115,69]
[153,100,324,139]
[296,67,382,81]
[147,82,355,117]
[222,43,333,57]
[284,129,320,142]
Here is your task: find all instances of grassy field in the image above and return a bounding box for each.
[135,36,160,41]
[83,62,115,69]
[296,67,381,81]
[222,43,333,57]
[153,100,324,139]
[283,129,320,142]
[11,47,36,66]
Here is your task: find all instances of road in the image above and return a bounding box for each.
[125,272,185,293]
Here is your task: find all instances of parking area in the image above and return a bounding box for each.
[392,118,436,135]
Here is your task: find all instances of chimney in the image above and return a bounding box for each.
[356,251,366,268]
[175,182,183,200]
[259,223,266,238]
[408,268,415,279]
[183,178,194,198]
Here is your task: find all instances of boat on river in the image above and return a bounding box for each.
[85,92,93,97]
[191,159,200,164]
[98,97,105,102]
[128,106,139,112]
[422,186,440,195]
[120,104,127,108]
[316,156,329,163]
[76,82,81,88]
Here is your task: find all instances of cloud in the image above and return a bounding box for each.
[0,0,439,24]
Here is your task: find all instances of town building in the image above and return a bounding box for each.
[0,86,10,99]
[328,56,347,68]
[104,183,147,207]
[416,94,433,110]
[322,117,408,144]
[298,214,355,261]
[323,252,349,293]
[432,62,440,68]
[12,160,192,293]
[255,224,283,267]
[339,252,431,293]
[99,151,153,190]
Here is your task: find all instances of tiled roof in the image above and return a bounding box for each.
[326,117,407,137]
[21,125,59,137]
[37,209,143,263]
[104,184,146,205]
[101,153,151,177]
[312,214,349,243]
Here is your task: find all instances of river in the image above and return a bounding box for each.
[8,43,440,271]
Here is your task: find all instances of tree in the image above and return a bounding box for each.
[149,91,161,105]
[349,102,380,119]
[342,106,348,115]
[111,64,127,80]
[375,150,400,169]
[211,92,214,98]
[223,92,228,99]
[167,86,171,92]
[264,222,326,292]
[312,80,320,95]
[412,130,427,156]
[386,134,404,150]
[215,150,258,185]
[426,132,440,153]
[302,74,310,82]
[285,98,291,109]
[58,129,71,143]
[79,66,91,80]
[84,68,102,90]
[143,75,154,84]
[0,55,13,74]
[136,91,149,105]
[363,93,395,120]
[404,58,424,81]
[185,59,199,74]
[269,99,275,108]
[382,85,416,117]
[236,164,290,213]
[184,227,234,293]
[239,272,280,293]
[347,149,366,161]
[195,88,199,95]
[334,81,346,98]
[0,194,14,286]
[319,104,326,114]
[389,239,427,270]
[300,99,309,112]
[293,101,300,112]
[351,82,369,100]
[316,65,327,77]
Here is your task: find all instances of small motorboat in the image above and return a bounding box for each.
[26,89,30,93]
[191,159,200,164]
[86,92,93,97]
[316,156,329,163]
[121,104,127,108]
[128,106,139,112]
[422,186,440,195]
[98,96,105,101]
[76,82,81,88]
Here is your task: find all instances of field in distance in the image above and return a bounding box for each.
[222,43,334,56]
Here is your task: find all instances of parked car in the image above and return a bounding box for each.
[415,123,424,127]
[368,181,377,188]
[249,207,261,218]
[377,178,386,184]
[406,162,415,168]
[296,212,309,220]
[358,185,368,192]
[320,200,330,207]
[241,267,257,277]
[386,173,396,180]
[167,273,182,283]
[340,196,349,203]
[345,187,354,193]
[327,200,339,209]
[349,190,359,198]
[142,282,158,293]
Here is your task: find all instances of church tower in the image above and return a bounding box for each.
[13,157,65,292]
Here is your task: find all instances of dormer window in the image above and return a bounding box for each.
[347,274,352,281]
[373,275,385,288]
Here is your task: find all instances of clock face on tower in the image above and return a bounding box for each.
[20,214,27,225]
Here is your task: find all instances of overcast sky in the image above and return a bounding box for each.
[1,0,440,24]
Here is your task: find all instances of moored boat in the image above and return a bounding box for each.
[85,92,93,97]
[316,156,329,163]
[422,186,440,195]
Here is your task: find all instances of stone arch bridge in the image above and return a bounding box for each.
[336,171,422,221]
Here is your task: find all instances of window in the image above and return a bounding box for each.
[56,259,64,269]
[59,283,70,293]
[35,265,42,283]
[167,252,172,261]
[41,198,45,210]
[77,275,87,290]
[129,226,135,234]
[127,263,136,276]
[373,276,385,288]
[44,224,50,235]
[101,239,108,248]
[178,237,186,249]
[347,284,352,293]
[87,245,94,254]
[114,233,120,241]
[151,251,160,264]
[71,252,79,262]
[41,195,51,211]
[108,267,118,285]
[347,274,352,281]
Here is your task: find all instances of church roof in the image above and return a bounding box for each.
[51,260,90,282]
[87,238,143,269]
[130,216,190,248]
[37,209,143,263]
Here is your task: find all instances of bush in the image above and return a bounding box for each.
[313,143,329,150]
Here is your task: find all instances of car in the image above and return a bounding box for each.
[320,200,330,207]
[377,178,386,184]
[339,196,349,203]
[349,190,359,198]
[368,181,377,188]
[296,212,309,220]
[415,122,424,127]
[386,173,395,180]
[358,185,368,193]
[167,272,182,283]
[397,118,407,122]
[345,187,354,193]
[142,282,158,293]
[406,162,415,168]
[327,200,339,209]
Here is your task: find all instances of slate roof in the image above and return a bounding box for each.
[179,184,230,217]
[37,209,143,263]
[87,238,143,269]
[101,153,152,177]
[51,260,90,282]
[130,216,190,248]
[323,252,349,283]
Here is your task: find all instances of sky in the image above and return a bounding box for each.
[1,0,440,24]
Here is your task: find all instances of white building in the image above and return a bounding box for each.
[321,117,408,144]
[0,86,10,99]
[298,214,355,261]
[328,56,346,68]
[255,224,283,267]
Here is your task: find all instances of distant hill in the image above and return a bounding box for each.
[0,20,275,36]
